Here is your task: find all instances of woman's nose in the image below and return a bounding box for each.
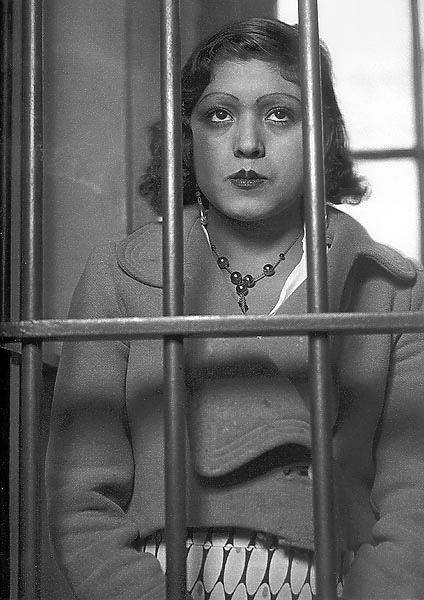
[233,117,265,159]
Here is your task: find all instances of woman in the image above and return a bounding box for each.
[46,18,424,600]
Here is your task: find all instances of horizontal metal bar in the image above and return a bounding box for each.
[1,312,424,342]
[351,147,424,161]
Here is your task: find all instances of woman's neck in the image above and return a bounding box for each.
[205,205,304,264]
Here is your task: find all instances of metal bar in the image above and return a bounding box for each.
[124,0,135,235]
[2,311,424,342]
[160,1,186,599]
[351,147,424,161]
[0,349,10,599]
[19,0,43,598]
[410,0,424,264]
[299,2,337,599]
[0,1,13,595]
[299,3,328,311]
[18,345,42,599]
[1,0,12,323]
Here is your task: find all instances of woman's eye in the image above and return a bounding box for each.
[266,109,292,124]
[208,109,233,123]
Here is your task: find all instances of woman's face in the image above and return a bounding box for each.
[190,58,303,223]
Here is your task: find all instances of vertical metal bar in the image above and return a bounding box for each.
[19,0,43,598]
[1,0,12,322]
[410,0,424,264]
[124,0,135,235]
[298,2,337,599]
[0,0,13,595]
[160,2,186,600]
[0,350,10,598]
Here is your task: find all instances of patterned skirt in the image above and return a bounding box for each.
[141,528,349,600]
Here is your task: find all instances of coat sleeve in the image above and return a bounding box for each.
[343,273,424,600]
[45,242,166,600]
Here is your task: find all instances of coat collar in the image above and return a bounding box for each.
[326,205,417,281]
[117,204,417,290]
[117,205,201,288]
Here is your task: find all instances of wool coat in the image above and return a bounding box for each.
[46,205,424,600]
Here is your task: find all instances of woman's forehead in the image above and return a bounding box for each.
[198,58,301,103]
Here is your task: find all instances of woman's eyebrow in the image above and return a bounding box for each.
[197,91,301,107]
[258,92,301,105]
[196,92,239,106]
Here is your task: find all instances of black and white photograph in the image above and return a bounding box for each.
[1,1,424,599]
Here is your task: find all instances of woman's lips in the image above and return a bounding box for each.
[229,178,266,189]
[228,169,267,189]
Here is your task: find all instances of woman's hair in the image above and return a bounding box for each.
[140,18,368,213]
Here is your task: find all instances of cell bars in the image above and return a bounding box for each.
[1,0,424,599]
[161,1,187,598]
[18,0,44,599]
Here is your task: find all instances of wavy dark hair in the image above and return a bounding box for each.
[140,18,368,213]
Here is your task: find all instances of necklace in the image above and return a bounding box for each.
[204,226,303,314]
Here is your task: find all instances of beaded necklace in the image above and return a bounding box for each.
[203,225,303,314]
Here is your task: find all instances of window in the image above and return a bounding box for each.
[278,0,424,261]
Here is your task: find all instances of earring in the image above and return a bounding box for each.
[196,188,208,226]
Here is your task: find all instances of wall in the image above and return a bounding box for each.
[42,1,276,369]
[43,0,132,365]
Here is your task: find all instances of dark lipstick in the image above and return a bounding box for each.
[228,169,267,189]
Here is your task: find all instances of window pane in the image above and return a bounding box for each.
[418,0,424,126]
[338,159,420,261]
[277,0,416,150]
[276,0,298,24]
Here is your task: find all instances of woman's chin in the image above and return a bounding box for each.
[212,204,299,226]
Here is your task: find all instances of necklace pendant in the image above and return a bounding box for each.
[238,298,248,313]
